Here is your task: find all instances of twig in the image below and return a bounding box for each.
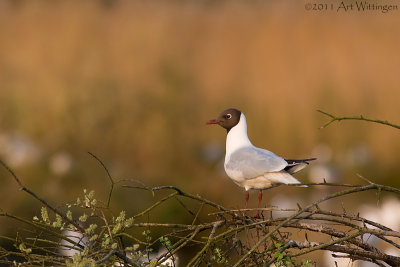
[95,249,141,266]
[208,207,297,216]
[192,202,204,225]
[130,222,200,229]
[233,183,400,266]
[133,192,178,218]
[0,211,83,249]
[4,152,400,266]
[88,152,114,208]
[123,185,233,215]
[317,110,400,130]
[289,239,400,266]
[187,220,224,267]
[157,227,202,265]
[174,196,197,217]
[287,182,364,187]
[95,249,117,264]
[0,159,84,233]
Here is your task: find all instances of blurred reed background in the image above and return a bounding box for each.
[0,0,399,261]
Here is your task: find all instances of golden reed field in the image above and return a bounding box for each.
[0,1,399,236]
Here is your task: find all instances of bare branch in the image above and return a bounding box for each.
[4,154,400,266]
[0,159,84,233]
[88,152,115,208]
[289,239,400,266]
[317,109,400,130]
[233,183,400,266]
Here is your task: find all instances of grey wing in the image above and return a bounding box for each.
[226,147,288,179]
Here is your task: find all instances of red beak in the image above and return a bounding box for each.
[206,119,220,125]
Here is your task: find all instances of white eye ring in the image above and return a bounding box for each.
[226,114,232,119]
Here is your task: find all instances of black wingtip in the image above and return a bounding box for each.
[284,158,316,174]
[284,158,317,165]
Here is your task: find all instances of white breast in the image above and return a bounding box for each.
[224,113,252,164]
[224,113,253,183]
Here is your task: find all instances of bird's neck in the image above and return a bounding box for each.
[225,113,252,157]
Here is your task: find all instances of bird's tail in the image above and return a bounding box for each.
[284,158,317,174]
[263,171,303,185]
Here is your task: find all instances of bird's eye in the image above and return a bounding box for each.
[225,114,232,119]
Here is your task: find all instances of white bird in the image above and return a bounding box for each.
[207,108,315,218]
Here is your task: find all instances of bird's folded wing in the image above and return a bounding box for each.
[226,147,288,179]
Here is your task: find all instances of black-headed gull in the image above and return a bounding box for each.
[207,108,315,218]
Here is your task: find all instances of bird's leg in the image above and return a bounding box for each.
[254,190,263,219]
[244,190,249,216]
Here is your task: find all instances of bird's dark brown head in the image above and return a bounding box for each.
[206,108,242,132]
